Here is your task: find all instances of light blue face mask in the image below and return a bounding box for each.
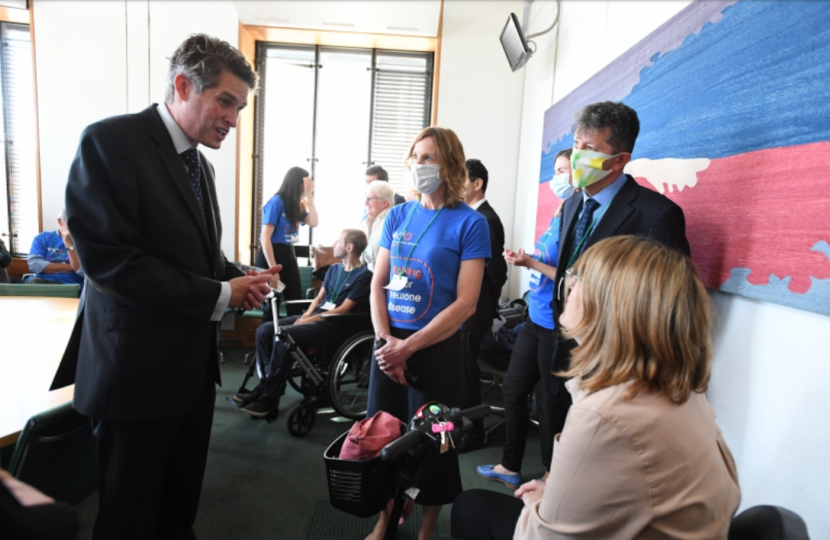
[410,164,443,195]
[551,173,575,199]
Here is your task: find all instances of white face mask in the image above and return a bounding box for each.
[409,164,443,195]
[550,173,575,199]
[570,148,619,188]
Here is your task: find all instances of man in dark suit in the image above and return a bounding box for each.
[459,159,508,450]
[50,35,277,540]
[549,101,691,438]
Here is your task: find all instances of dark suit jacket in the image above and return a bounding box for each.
[553,175,690,324]
[462,200,507,331]
[51,104,244,421]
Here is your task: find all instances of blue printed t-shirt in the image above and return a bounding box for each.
[528,215,560,330]
[318,263,372,313]
[379,201,491,331]
[26,231,84,286]
[262,194,304,245]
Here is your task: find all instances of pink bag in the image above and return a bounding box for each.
[339,411,404,461]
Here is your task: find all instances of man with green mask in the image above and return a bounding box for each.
[548,101,690,440]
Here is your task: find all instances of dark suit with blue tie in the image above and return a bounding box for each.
[52,104,243,539]
[548,174,691,440]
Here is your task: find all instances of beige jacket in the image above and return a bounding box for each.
[515,377,741,540]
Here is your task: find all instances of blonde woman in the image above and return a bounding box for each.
[360,180,395,271]
[450,235,740,540]
[366,127,490,540]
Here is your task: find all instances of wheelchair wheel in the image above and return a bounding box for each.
[287,404,316,437]
[329,331,374,420]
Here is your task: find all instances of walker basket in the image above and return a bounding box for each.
[324,431,396,518]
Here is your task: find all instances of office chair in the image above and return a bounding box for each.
[8,402,97,506]
[729,505,810,540]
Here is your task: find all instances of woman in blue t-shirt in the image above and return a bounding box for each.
[477,149,574,490]
[365,127,490,540]
[255,166,319,303]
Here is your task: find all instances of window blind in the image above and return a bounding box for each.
[369,51,433,197]
[0,23,38,256]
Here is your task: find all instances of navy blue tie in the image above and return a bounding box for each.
[567,198,601,266]
[180,148,204,215]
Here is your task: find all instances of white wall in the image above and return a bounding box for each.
[436,0,525,300]
[511,1,830,536]
[33,0,241,256]
[33,0,128,229]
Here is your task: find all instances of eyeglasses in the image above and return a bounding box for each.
[365,196,382,203]
[557,268,581,303]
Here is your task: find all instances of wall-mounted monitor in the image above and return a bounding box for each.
[500,12,532,72]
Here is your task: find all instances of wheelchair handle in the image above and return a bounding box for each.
[460,404,493,422]
[379,405,493,463]
[380,430,423,464]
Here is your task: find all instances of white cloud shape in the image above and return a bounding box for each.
[624,157,710,194]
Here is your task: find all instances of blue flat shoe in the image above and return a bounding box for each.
[476,464,521,490]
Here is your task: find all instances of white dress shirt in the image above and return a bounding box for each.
[156,103,231,321]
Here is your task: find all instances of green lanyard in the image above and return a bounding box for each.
[564,203,608,271]
[394,204,445,277]
[329,266,355,304]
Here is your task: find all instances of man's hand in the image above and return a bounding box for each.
[293,315,313,325]
[229,273,276,310]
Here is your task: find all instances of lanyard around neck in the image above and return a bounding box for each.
[394,204,444,276]
[564,201,609,270]
[329,265,356,304]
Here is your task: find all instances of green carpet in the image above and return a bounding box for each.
[306,499,423,539]
[72,347,545,539]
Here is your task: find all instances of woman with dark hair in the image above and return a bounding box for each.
[477,148,574,489]
[256,166,319,302]
[450,236,741,540]
[365,127,491,540]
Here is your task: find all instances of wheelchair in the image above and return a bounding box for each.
[235,291,375,437]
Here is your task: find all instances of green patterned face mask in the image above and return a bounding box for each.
[570,148,619,188]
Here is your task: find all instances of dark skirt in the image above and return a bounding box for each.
[366,327,464,506]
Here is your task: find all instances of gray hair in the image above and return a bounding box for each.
[572,101,640,154]
[367,180,395,209]
[165,34,259,103]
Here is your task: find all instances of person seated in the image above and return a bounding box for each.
[360,180,395,271]
[365,165,405,206]
[449,235,741,540]
[236,228,372,418]
[24,209,83,287]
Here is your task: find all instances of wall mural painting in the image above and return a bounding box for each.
[537,0,830,316]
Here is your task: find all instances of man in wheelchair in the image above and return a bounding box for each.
[234,229,372,418]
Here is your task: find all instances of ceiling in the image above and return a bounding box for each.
[233,1,443,38]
